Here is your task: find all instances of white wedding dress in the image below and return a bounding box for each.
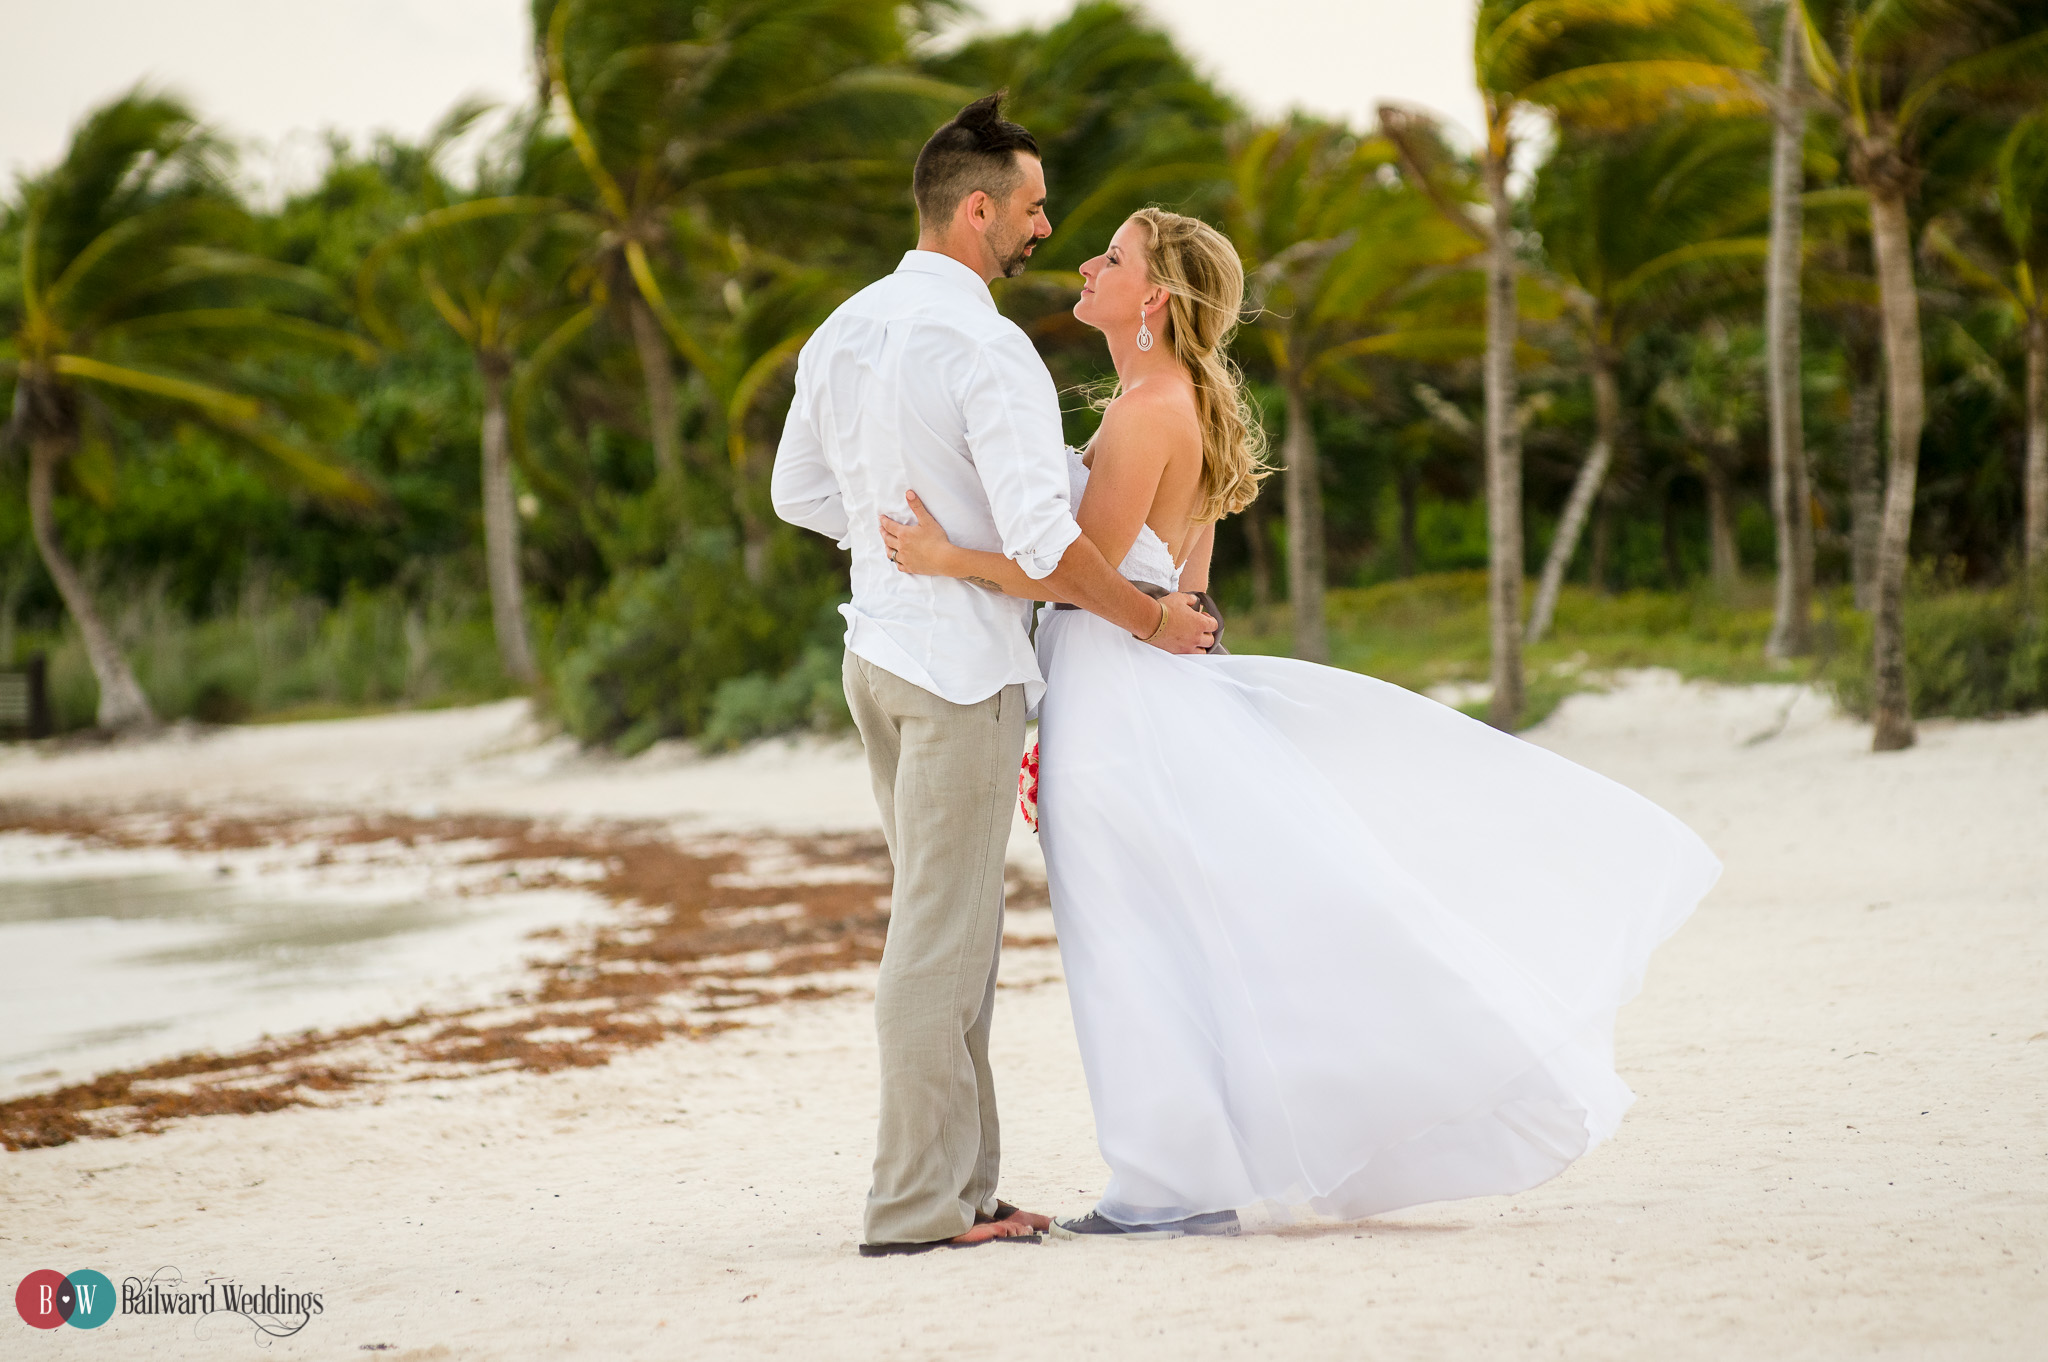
[1033,447,1721,1225]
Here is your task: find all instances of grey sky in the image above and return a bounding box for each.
[2,0,1483,190]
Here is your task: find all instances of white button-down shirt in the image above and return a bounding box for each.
[772,249,1082,708]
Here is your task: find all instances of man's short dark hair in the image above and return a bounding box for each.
[912,93,1041,228]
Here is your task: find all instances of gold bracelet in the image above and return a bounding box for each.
[1137,598,1169,644]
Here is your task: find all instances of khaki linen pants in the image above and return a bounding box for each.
[842,651,1026,1246]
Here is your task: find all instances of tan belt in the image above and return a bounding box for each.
[1053,584,1228,655]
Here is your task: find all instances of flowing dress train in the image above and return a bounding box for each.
[1035,448,1720,1224]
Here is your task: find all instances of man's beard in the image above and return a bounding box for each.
[992,224,1034,278]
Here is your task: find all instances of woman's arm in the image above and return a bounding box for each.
[1177,523,1216,593]
[880,492,1073,601]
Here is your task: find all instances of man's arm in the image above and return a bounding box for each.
[769,363,848,541]
[959,335,1213,652]
[958,336,1082,579]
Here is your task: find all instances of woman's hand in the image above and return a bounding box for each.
[879,490,961,577]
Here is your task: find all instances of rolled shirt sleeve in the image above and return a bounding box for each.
[770,363,850,545]
[961,331,1082,581]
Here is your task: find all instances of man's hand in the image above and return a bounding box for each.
[1144,592,1217,654]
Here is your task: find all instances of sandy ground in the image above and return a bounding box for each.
[2,674,2045,1359]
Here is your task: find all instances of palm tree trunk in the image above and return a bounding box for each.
[1765,13,1813,658]
[1527,349,1617,644]
[1847,334,1883,610]
[1590,498,1611,593]
[28,434,154,730]
[732,438,770,584]
[478,361,537,685]
[2025,308,2046,573]
[1482,145,1525,729]
[1661,483,1683,586]
[1281,377,1328,662]
[1866,183,1925,752]
[738,492,769,584]
[1245,497,1273,635]
[1702,453,1740,593]
[627,295,682,484]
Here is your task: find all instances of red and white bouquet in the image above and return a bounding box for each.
[1018,739,1040,832]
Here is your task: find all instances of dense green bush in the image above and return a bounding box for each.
[25,570,519,731]
[701,644,853,750]
[550,533,845,753]
[1829,580,2048,721]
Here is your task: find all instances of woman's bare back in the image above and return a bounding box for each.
[1080,375,1206,569]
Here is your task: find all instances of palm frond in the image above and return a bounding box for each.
[159,248,344,300]
[623,240,715,374]
[727,329,814,469]
[96,309,379,362]
[1611,235,1769,306]
[508,303,599,475]
[1314,327,1492,370]
[1517,60,1766,129]
[216,418,375,504]
[1040,162,1230,259]
[1898,26,2048,133]
[1922,218,2019,306]
[51,353,261,422]
[547,0,634,222]
[1996,111,2048,259]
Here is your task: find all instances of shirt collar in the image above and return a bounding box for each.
[896,249,998,312]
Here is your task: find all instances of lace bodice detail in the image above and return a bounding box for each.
[1067,446,1181,592]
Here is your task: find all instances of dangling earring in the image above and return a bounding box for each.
[1135,311,1154,353]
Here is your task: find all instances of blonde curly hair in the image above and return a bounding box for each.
[1121,206,1271,524]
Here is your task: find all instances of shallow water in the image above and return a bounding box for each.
[0,862,597,1096]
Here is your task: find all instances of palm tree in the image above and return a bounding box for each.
[1798,0,2048,750]
[688,258,847,580]
[1656,321,1767,592]
[1801,191,1886,607]
[0,92,369,730]
[534,0,949,495]
[1453,0,1763,728]
[1764,2,1816,658]
[1924,110,2048,573]
[1524,113,1775,642]
[358,108,596,684]
[1225,119,1486,662]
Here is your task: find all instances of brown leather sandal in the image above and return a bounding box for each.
[975,1200,1025,1225]
[858,1225,1042,1257]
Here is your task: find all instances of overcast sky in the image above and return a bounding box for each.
[2,0,1483,192]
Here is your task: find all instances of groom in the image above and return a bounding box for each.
[772,94,1216,1255]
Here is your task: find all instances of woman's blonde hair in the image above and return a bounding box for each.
[1122,206,1270,525]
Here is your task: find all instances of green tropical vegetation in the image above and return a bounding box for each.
[2,0,2046,751]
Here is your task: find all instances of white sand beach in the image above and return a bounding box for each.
[2,673,2044,1359]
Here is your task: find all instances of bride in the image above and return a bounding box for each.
[879,207,1721,1240]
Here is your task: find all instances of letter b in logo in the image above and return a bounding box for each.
[15,1270,68,1329]
[15,1269,114,1329]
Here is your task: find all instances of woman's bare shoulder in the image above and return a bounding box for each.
[1106,376,1200,421]
[1095,380,1202,454]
